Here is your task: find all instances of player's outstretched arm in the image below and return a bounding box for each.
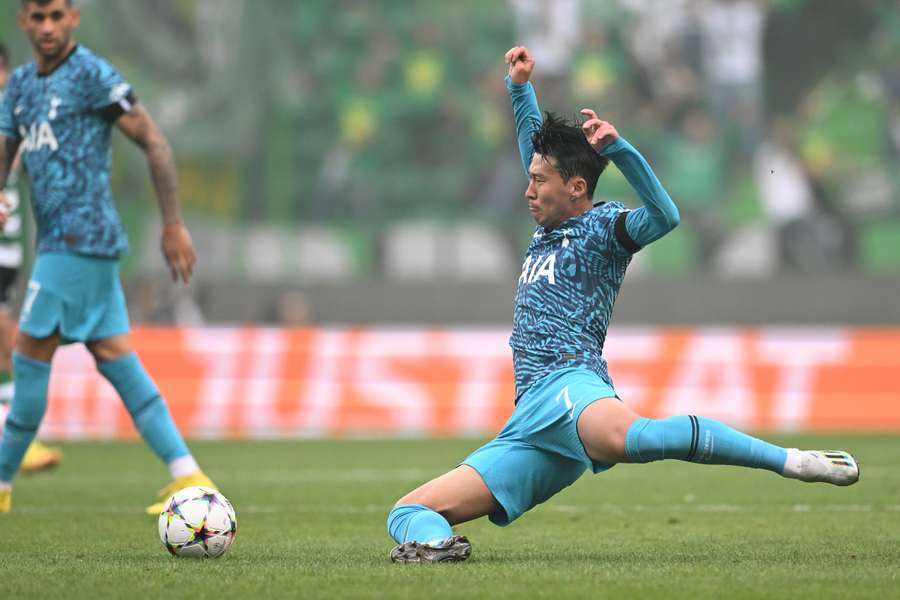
[581,109,679,248]
[116,105,195,284]
[505,46,542,174]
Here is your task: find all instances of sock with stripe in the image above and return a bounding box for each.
[98,353,190,464]
[624,416,788,474]
[387,504,453,545]
[0,354,51,482]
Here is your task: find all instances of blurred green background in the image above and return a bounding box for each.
[2,0,899,323]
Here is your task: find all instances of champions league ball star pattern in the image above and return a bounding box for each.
[158,486,237,559]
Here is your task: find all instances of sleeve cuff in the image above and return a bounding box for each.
[505,75,533,94]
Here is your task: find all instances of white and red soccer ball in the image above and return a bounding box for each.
[158,486,237,558]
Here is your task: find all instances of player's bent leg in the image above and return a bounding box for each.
[0,332,60,512]
[387,465,495,563]
[578,399,858,486]
[576,397,641,464]
[87,335,216,514]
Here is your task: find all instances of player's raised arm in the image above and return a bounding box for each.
[580,109,680,249]
[505,46,542,175]
[115,105,195,284]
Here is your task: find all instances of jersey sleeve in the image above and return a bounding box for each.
[506,75,542,175]
[598,137,680,249]
[84,57,137,121]
[584,203,640,259]
[0,75,20,139]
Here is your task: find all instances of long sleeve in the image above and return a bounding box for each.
[506,75,543,175]
[599,137,680,248]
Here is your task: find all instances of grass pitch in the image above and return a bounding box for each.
[1,435,897,599]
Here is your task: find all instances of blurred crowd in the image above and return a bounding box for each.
[2,0,899,302]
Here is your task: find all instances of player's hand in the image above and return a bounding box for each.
[579,109,620,151]
[0,192,8,232]
[505,46,535,85]
[161,222,196,284]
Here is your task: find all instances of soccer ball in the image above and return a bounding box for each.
[158,486,237,558]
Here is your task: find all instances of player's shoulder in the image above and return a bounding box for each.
[6,62,37,91]
[584,201,628,225]
[69,45,121,80]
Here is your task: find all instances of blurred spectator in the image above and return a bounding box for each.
[129,278,206,326]
[754,117,848,272]
[697,0,768,160]
[617,0,701,124]
[275,290,313,327]
[662,107,727,264]
[509,0,581,107]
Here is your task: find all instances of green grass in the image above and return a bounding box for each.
[1,436,898,599]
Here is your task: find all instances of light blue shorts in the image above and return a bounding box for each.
[19,252,130,344]
[463,367,618,526]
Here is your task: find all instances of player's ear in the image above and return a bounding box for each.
[568,176,588,201]
[71,5,81,27]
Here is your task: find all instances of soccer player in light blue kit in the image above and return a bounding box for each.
[386,46,859,563]
[0,0,216,515]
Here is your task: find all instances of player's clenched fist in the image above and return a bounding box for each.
[579,108,620,151]
[505,46,535,85]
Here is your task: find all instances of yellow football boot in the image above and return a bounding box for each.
[145,471,217,515]
[0,488,10,514]
[21,441,64,473]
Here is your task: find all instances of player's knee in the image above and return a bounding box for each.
[578,399,639,463]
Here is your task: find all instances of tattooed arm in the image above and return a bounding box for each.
[116,104,196,283]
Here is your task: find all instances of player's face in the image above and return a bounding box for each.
[526,153,585,230]
[18,0,80,63]
[0,64,8,90]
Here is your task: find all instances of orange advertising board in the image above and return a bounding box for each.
[38,326,900,439]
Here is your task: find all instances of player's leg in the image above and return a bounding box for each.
[86,333,215,514]
[576,398,858,485]
[0,331,61,512]
[0,272,64,474]
[387,464,497,563]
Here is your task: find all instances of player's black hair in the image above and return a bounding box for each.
[0,42,8,67]
[531,112,609,199]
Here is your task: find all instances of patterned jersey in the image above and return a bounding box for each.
[505,76,679,399]
[511,202,633,397]
[0,45,135,258]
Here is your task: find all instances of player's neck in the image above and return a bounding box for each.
[546,203,592,231]
[35,41,77,76]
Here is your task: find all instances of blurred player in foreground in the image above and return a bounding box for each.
[0,0,215,515]
[386,46,859,563]
[0,40,63,474]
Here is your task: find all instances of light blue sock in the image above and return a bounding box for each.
[387,504,453,545]
[625,416,788,473]
[0,353,51,482]
[98,353,189,464]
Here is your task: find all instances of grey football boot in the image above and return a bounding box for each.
[390,535,472,563]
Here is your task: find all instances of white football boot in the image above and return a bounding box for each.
[782,449,859,486]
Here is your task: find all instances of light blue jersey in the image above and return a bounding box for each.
[506,76,680,398]
[0,45,135,258]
